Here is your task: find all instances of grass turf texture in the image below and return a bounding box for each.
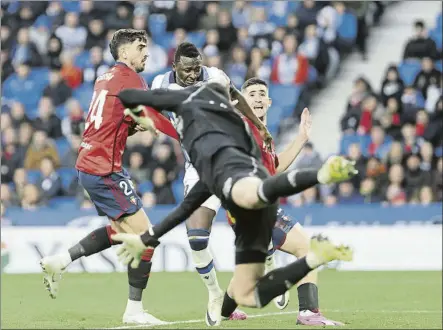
[2,270,442,329]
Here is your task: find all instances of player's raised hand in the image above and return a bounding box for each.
[112,233,147,269]
[299,108,312,140]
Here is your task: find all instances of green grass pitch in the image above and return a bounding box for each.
[2,270,442,329]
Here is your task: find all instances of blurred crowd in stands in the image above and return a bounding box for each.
[0,0,440,214]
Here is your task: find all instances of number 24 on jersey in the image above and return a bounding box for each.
[86,90,108,130]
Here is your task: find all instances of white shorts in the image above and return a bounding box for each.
[183,163,222,214]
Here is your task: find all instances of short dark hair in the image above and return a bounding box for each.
[109,29,148,61]
[414,20,425,29]
[241,77,268,91]
[174,42,201,63]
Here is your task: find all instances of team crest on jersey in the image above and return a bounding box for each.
[129,196,137,205]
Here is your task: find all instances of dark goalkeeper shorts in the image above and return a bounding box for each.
[209,146,278,265]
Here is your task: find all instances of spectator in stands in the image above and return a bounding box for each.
[316,2,342,46]
[357,95,381,135]
[403,20,439,60]
[404,153,432,199]
[103,29,117,65]
[247,6,274,48]
[245,47,271,82]
[1,50,14,82]
[11,168,27,203]
[151,167,176,205]
[45,35,63,69]
[347,76,373,111]
[167,28,187,66]
[380,65,405,106]
[236,27,254,52]
[61,98,85,138]
[366,125,392,159]
[346,1,369,60]
[385,141,405,168]
[413,57,442,99]
[269,27,286,58]
[40,1,65,30]
[293,142,323,170]
[105,2,134,30]
[425,75,442,113]
[336,181,364,204]
[1,112,12,132]
[401,123,422,155]
[205,54,222,68]
[21,183,44,210]
[142,191,157,208]
[415,110,429,138]
[347,142,367,187]
[151,142,179,182]
[202,29,220,58]
[420,141,435,172]
[85,18,106,50]
[124,130,155,168]
[383,163,406,204]
[271,34,309,85]
[296,0,320,33]
[83,46,110,84]
[285,14,302,41]
[24,130,60,170]
[380,98,403,140]
[359,177,382,203]
[55,12,87,53]
[299,24,330,78]
[11,27,42,67]
[16,122,34,166]
[9,101,31,128]
[37,156,63,200]
[61,134,81,168]
[79,0,101,26]
[166,0,199,32]
[129,151,150,183]
[3,62,39,106]
[290,186,318,207]
[43,66,72,106]
[216,9,238,53]
[424,96,443,147]
[231,0,251,28]
[199,1,219,30]
[1,183,14,208]
[33,96,63,139]
[432,157,442,201]
[226,46,248,89]
[60,51,83,89]
[29,16,50,56]
[418,185,434,205]
[1,127,22,183]
[143,35,167,74]
[1,25,13,51]
[16,4,37,29]
[400,86,424,122]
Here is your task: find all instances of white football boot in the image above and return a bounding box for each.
[40,253,71,299]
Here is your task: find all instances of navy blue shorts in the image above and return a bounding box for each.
[77,168,142,220]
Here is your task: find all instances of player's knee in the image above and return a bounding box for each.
[285,223,310,257]
[187,229,210,251]
[231,177,264,209]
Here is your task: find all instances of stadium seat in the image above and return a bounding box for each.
[26,170,41,184]
[138,181,153,194]
[56,168,77,192]
[148,14,167,38]
[47,196,77,209]
[436,12,442,29]
[74,50,91,69]
[154,32,174,50]
[188,32,206,49]
[55,104,67,118]
[429,28,442,52]
[62,1,80,12]
[172,181,184,202]
[337,12,358,44]
[267,106,284,128]
[268,84,303,109]
[435,60,443,72]
[72,83,94,110]
[397,60,421,86]
[308,66,318,84]
[55,137,71,158]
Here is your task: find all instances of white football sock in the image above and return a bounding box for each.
[191,248,223,298]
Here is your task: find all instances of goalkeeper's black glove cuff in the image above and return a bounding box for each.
[141,227,160,248]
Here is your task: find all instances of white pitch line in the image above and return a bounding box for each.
[106,309,442,330]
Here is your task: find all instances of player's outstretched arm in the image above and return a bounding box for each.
[119,88,189,112]
[112,180,212,267]
[276,108,312,173]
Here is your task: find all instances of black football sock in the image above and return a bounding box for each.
[68,225,119,261]
[258,169,319,204]
[221,292,238,318]
[254,257,313,308]
[297,283,319,312]
[128,249,154,301]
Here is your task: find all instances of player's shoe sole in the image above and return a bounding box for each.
[274,290,290,310]
[40,257,64,299]
[310,235,353,264]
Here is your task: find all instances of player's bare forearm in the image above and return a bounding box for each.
[230,86,265,130]
[119,88,187,112]
[276,134,308,173]
[145,180,212,242]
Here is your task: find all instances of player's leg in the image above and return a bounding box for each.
[230,155,357,210]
